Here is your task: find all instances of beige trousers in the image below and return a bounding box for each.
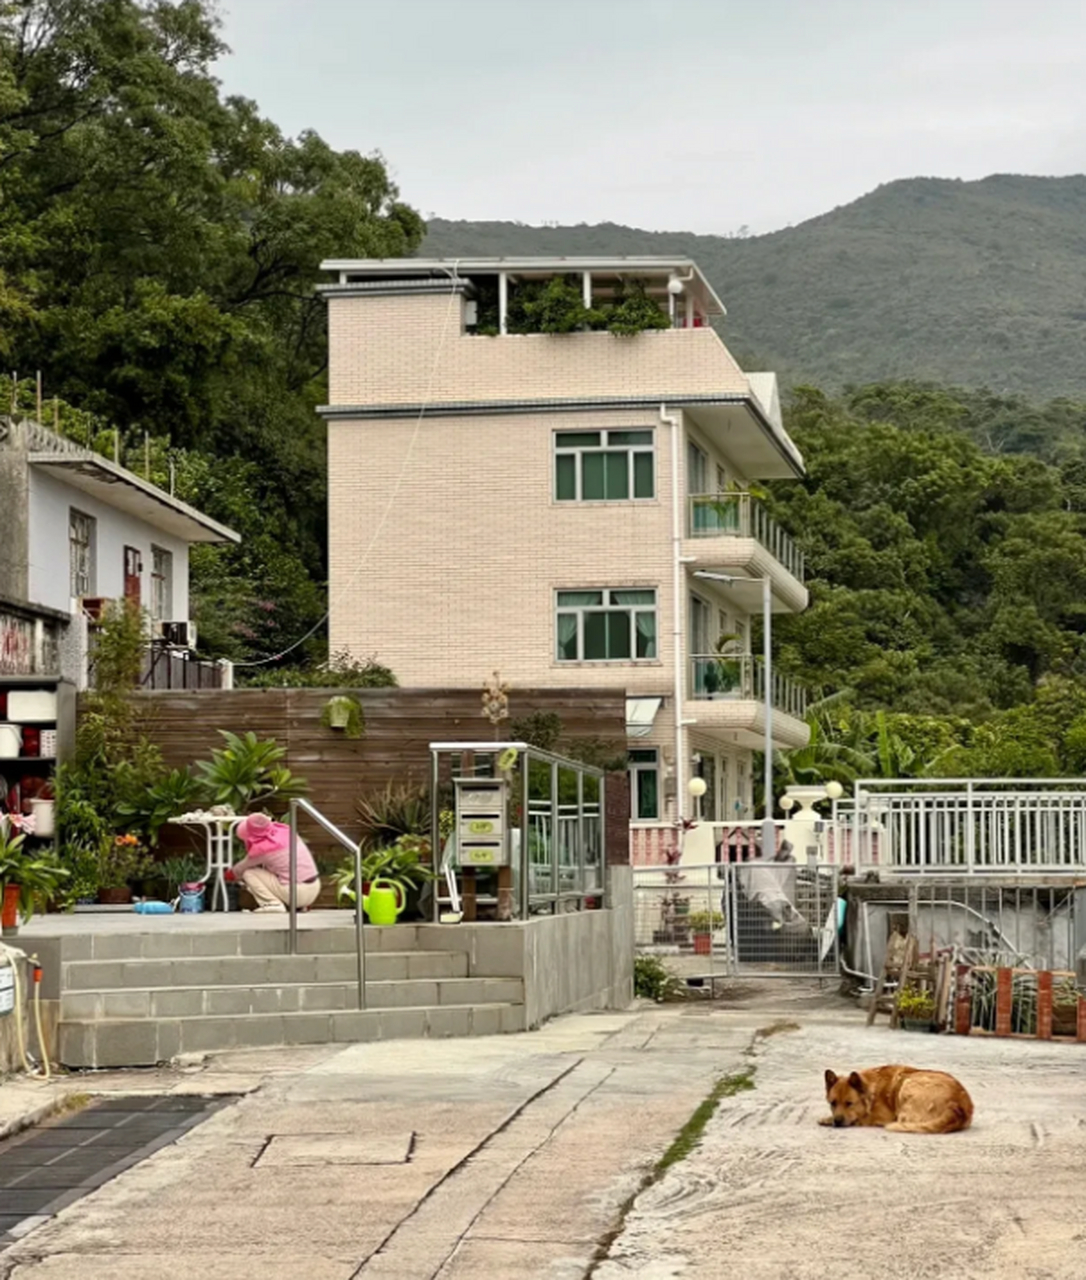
[241,867,321,910]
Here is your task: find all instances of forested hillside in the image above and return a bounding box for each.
[423,174,1086,400]
[4,0,1086,770]
[0,0,423,669]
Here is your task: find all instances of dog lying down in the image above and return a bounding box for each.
[821,1065,973,1134]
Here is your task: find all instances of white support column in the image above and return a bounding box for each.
[498,273,508,335]
[582,271,592,309]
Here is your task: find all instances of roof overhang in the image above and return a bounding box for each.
[317,394,804,479]
[319,256,727,318]
[29,454,240,544]
[626,696,663,738]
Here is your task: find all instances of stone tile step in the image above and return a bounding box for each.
[61,977,525,1020]
[48,922,470,962]
[61,949,470,992]
[57,1003,528,1068]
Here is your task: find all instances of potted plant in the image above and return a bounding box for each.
[897,987,937,1032]
[94,833,154,905]
[321,695,365,738]
[1,816,69,933]
[333,833,437,914]
[1053,977,1079,1037]
[688,910,724,956]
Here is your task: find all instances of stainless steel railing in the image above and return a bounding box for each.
[686,492,805,582]
[288,797,367,1010]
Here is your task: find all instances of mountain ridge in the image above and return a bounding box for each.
[421,174,1086,399]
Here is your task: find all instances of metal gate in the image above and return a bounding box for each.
[634,861,841,980]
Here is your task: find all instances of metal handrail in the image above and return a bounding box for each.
[288,798,366,1010]
[687,653,807,718]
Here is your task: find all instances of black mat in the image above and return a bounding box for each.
[0,1094,232,1248]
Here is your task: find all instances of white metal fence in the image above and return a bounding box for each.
[634,862,840,980]
[835,779,1086,874]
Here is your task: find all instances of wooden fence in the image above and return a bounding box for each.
[128,686,631,864]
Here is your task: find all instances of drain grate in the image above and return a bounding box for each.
[0,1094,232,1246]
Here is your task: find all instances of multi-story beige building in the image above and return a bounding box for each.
[318,256,809,833]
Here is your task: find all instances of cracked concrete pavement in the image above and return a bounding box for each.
[5,981,1085,1279]
[596,1006,1086,1280]
[1,986,801,1279]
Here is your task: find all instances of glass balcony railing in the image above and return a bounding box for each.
[687,654,807,719]
[687,493,804,582]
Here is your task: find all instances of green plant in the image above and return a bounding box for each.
[94,834,154,890]
[160,854,204,897]
[634,955,683,1002]
[0,823,70,923]
[240,651,397,690]
[355,781,430,851]
[896,987,936,1020]
[688,911,725,934]
[116,768,206,846]
[89,600,147,691]
[320,695,365,739]
[604,279,670,336]
[194,730,308,814]
[508,274,603,334]
[332,833,437,904]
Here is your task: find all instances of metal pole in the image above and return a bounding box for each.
[288,801,298,955]
[354,839,366,1009]
[520,749,531,920]
[761,574,775,858]
[430,748,440,923]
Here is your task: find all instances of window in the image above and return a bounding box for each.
[556,589,657,662]
[555,429,654,501]
[69,510,95,599]
[629,749,659,821]
[151,546,173,622]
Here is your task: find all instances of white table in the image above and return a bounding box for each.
[168,815,246,912]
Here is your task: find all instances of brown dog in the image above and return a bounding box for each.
[820,1065,973,1134]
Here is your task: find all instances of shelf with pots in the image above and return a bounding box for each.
[0,676,75,852]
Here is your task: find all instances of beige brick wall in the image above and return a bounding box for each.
[329,407,680,693]
[327,292,752,408]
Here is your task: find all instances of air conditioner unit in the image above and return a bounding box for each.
[158,620,197,650]
[80,596,111,622]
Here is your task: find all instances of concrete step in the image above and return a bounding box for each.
[61,948,470,992]
[52,922,468,962]
[58,1002,528,1068]
[61,976,525,1020]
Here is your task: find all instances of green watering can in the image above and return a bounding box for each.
[362,878,406,925]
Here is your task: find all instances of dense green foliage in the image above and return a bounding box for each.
[0,0,423,670]
[768,384,1086,716]
[423,175,1086,398]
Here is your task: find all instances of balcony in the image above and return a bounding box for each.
[684,654,809,749]
[683,493,807,613]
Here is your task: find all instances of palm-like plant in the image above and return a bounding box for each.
[194,730,308,814]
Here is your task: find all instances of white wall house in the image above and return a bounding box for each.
[1,417,239,685]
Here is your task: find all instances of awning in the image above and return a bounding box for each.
[626,696,663,738]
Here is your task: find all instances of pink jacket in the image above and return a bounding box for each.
[231,813,318,885]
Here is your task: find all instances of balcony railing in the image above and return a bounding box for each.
[687,493,804,582]
[687,654,807,719]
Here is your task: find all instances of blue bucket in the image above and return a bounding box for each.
[178,882,205,914]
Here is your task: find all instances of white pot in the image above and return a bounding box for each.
[0,724,22,759]
[30,798,55,838]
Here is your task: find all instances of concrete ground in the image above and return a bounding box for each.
[2,982,1086,1278]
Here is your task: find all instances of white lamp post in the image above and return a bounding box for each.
[687,775,707,821]
[693,570,775,858]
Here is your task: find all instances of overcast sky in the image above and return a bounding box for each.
[214,0,1086,236]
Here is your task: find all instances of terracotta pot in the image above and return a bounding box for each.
[97,886,133,905]
[2,882,20,931]
[693,932,712,956]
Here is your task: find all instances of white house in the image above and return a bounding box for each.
[0,415,239,685]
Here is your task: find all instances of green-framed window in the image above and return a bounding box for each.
[554,429,654,501]
[556,589,657,661]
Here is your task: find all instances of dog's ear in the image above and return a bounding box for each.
[824,1069,837,1090]
[848,1071,865,1093]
